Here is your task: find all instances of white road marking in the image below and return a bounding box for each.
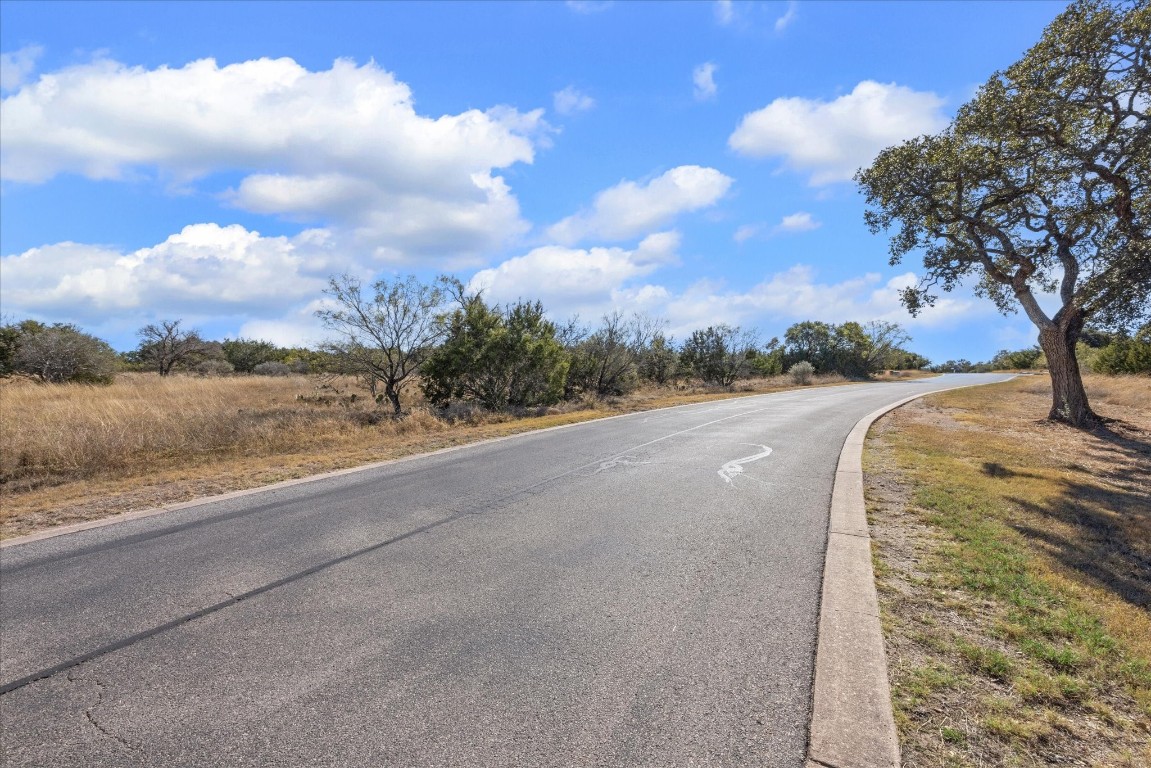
[718,444,773,484]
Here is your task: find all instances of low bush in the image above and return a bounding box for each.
[253,361,292,377]
[788,360,815,385]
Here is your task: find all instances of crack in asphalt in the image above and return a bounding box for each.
[67,669,137,751]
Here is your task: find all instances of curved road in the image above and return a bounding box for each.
[0,374,1009,767]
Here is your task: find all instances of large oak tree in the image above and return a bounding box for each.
[856,0,1149,426]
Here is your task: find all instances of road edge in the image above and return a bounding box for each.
[806,377,1014,768]
[0,380,869,549]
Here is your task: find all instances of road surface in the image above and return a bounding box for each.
[0,374,1010,767]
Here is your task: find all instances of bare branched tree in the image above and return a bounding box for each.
[316,274,447,414]
[137,320,211,376]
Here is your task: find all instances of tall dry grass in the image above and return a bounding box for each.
[0,369,907,537]
[0,373,453,492]
[1,371,860,494]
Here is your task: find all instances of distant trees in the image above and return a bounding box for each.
[221,338,283,373]
[862,320,914,372]
[136,320,214,376]
[637,332,680,385]
[422,295,568,410]
[1075,321,1151,374]
[991,347,1044,371]
[567,312,665,397]
[679,325,759,386]
[856,0,1150,426]
[780,320,919,376]
[316,274,448,414]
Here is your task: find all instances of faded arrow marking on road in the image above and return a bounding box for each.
[718,443,773,483]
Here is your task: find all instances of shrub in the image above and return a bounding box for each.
[195,359,235,377]
[12,323,117,384]
[789,360,815,385]
[253,361,292,377]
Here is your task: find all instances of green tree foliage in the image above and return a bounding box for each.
[886,349,932,371]
[781,320,915,376]
[862,320,914,371]
[679,324,758,386]
[748,337,784,377]
[929,359,982,374]
[422,296,569,410]
[316,274,447,414]
[0,319,42,377]
[1091,322,1151,373]
[567,312,665,396]
[856,0,1150,426]
[991,347,1045,370]
[7,321,116,384]
[637,333,680,385]
[221,338,283,373]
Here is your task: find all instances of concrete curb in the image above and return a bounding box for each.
[807,378,1012,768]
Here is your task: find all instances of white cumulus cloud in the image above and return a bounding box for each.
[468,231,681,319]
[1,56,546,258]
[663,267,976,337]
[728,80,948,185]
[693,62,718,101]
[547,165,733,244]
[553,85,596,115]
[0,223,349,325]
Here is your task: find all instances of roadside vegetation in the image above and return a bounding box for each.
[2,367,906,539]
[2,277,941,539]
[865,374,1151,767]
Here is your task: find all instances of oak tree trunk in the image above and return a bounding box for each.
[1037,312,1097,428]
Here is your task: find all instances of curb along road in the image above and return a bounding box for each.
[807,378,1013,768]
[4,377,1010,766]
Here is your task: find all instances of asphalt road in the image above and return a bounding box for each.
[0,374,1010,767]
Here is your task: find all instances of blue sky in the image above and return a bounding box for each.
[1,0,1068,362]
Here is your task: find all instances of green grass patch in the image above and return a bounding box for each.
[867,376,1151,766]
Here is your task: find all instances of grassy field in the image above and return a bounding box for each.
[1,368,910,539]
[865,374,1151,767]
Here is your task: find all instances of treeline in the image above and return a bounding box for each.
[0,319,335,384]
[1,274,931,405]
[931,322,1151,375]
[312,274,929,413]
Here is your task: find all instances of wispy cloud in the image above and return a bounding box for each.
[773,211,820,234]
[714,0,735,26]
[774,1,798,33]
[734,224,762,244]
[553,85,596,116]
[565,1,613,14]
[0,44,44,91]
[693,62,718,101]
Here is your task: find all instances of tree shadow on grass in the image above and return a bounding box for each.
[1006,421,1151,609]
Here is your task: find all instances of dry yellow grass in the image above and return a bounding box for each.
[1,370,858,538]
